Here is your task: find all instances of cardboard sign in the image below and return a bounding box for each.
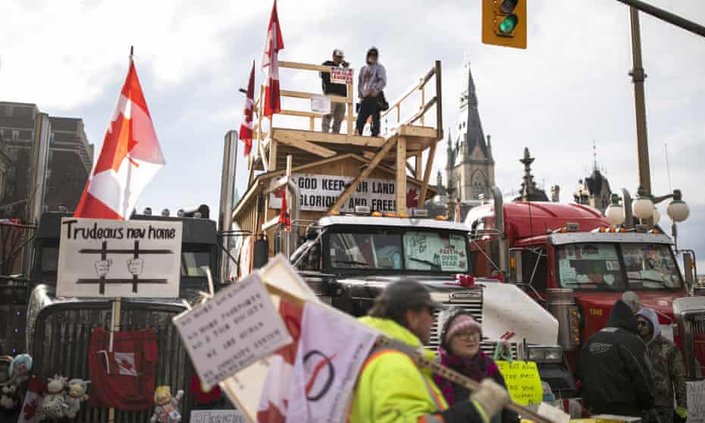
[269,173,404,213]
[311,95,331,114]
[190,409,247,423]
[57,217,182,298]
[496,361,543,405]
[173,273,291,390]
[330,67,353,85]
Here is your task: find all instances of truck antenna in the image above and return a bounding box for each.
[664,141,672,192]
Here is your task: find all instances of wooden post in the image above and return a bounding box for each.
[346,80,354,135]
[414,153,422,179]
[107,297,122,423]
[420,82,426,126]
[328,135,398,213]
[396,136,407,215]
[420,141,436,204]
[434,60,443,140]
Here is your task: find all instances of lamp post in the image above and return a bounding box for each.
[629,7,652,195]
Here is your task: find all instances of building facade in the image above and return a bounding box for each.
[445,63,495,205]
[0,102,93,220]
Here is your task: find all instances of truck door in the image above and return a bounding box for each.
[509,247,548,306]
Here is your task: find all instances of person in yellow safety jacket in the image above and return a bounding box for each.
[349,280,511,423]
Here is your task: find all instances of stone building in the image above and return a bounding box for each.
[0,101,93,219]
[574,168,612,213]
[445,63,495,208]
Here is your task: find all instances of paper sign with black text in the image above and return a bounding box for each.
[57,217,182,298]
[330,67,353,85]
[190,409,247,423]
[173,273,291,390]
[496,360,543,406]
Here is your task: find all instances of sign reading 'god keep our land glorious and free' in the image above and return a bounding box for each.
[57,217,182,298]
[268,173,410,213]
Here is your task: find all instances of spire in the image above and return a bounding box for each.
[459,62,489,162]
[592,140,598,172]
[517,147,548,202]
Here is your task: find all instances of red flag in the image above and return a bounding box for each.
[88,328,158,411]
[74,58,165,220]
[277,187,290,230]
[262,0,284,118]
[239,61,255,156]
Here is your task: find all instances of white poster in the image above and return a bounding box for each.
[56,217,182,298]
[480,282,559,345]
[287,302,378,422]
[174,273,292,390]
[330,67,353,85]
[311,95,331,115]
[269,173,412,213]
[190,410,247,423]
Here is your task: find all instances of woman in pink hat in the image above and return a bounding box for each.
[435,309,518,423]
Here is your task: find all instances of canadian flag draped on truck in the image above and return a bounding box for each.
[74,55,165,220]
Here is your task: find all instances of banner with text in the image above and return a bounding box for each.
[269,173,415,213]
[330,67,353,85]
[173,273,292,390]
[57,217,182,298]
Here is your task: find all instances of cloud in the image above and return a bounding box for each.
[1,0,703,256]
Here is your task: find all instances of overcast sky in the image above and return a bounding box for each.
[1,0,704,267]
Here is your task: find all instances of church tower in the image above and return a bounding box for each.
[448,62,495,203]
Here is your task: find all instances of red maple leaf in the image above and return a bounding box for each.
[119,358,135,372]
[406,188,419,208]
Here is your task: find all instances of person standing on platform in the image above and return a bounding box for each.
[320,49,349,134]
[356,47,387,137]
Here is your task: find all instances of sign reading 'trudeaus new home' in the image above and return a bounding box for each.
[57,217,182,298]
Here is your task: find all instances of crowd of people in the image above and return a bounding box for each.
[351,281,689,423]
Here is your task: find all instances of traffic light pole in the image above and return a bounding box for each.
[615,0,705,39]
[628,7,651,195]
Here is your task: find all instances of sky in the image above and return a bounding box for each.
[1,0,704,268]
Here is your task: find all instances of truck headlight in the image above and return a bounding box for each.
[527,346,563,363]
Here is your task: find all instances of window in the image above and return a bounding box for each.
[181,251,211,277]
[622,243,681,289]
[521,248,547,291]
[557,243,625,290]
[11,130,19,141]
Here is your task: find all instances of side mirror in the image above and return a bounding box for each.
[682,250,696,294]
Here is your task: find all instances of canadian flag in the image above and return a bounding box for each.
[277,187,290,230]
[239,60,255,157]
[74,58,165,220]
[262,0,284,118]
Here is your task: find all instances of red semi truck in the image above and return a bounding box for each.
[465,188,705,381]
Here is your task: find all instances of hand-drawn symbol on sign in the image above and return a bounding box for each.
[77,240,173,294]
[303,350,336,401]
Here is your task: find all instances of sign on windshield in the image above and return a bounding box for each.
[327,230,468,273]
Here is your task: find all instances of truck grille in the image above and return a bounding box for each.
[690,312,705,378]
[426,292,516,359]
[32,302,195,423]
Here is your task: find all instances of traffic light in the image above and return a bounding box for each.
[482,0,527,49]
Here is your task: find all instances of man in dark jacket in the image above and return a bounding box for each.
[320,49,349,133]
[578,299,656,418]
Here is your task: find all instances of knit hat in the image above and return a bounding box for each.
[440,309,481,348]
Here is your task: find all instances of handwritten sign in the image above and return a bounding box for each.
[330,67,353,85]
[190,410,247,423]
[57,217,182,298]
[269,173,404,213]
[311,95,331,114]
[173,273,291,390]
[496,361,543,405]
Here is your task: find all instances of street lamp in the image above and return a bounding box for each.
[605,194,626,226]
[632,186,655,220]
[666,189,689,222]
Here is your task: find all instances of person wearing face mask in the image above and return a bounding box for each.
[356,46,387,137]
[636,307,688,423]
[435,309,518,423]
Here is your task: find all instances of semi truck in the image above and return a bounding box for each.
[465,187,705,380]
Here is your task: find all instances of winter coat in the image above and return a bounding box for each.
[349,317,489,423]
[320,60,348,97]
[434,348,518,423]
[358,63,387,98]
[637,308,687,409]
[578,300,656,416]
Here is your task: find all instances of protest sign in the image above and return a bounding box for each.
[174,273,291,390]
[190,409,247,423]
[57,217,182,298]
[496,360,543,406]
[330,67,353,85]
[311,95,331,114]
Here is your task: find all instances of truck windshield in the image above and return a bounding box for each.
[327,229,469,273]
[557,243,681,291]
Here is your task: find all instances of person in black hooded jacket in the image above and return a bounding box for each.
[577,299,656,418]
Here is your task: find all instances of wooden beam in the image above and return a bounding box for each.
[267,137,276,172]
[396,136,407,215]
[279,61,331,72]
[280,89,348,104]
[328,135,398,213]
[420,140,436,204]
[275,131,336,158]
[414,153,422,179]
[398,125,438,138]
[271,128,385,148]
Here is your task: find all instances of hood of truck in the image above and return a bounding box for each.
[574,291,686,324]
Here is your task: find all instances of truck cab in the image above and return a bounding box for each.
[290,212,574,394]
[467,199,705,379]
[19,208,220,422]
